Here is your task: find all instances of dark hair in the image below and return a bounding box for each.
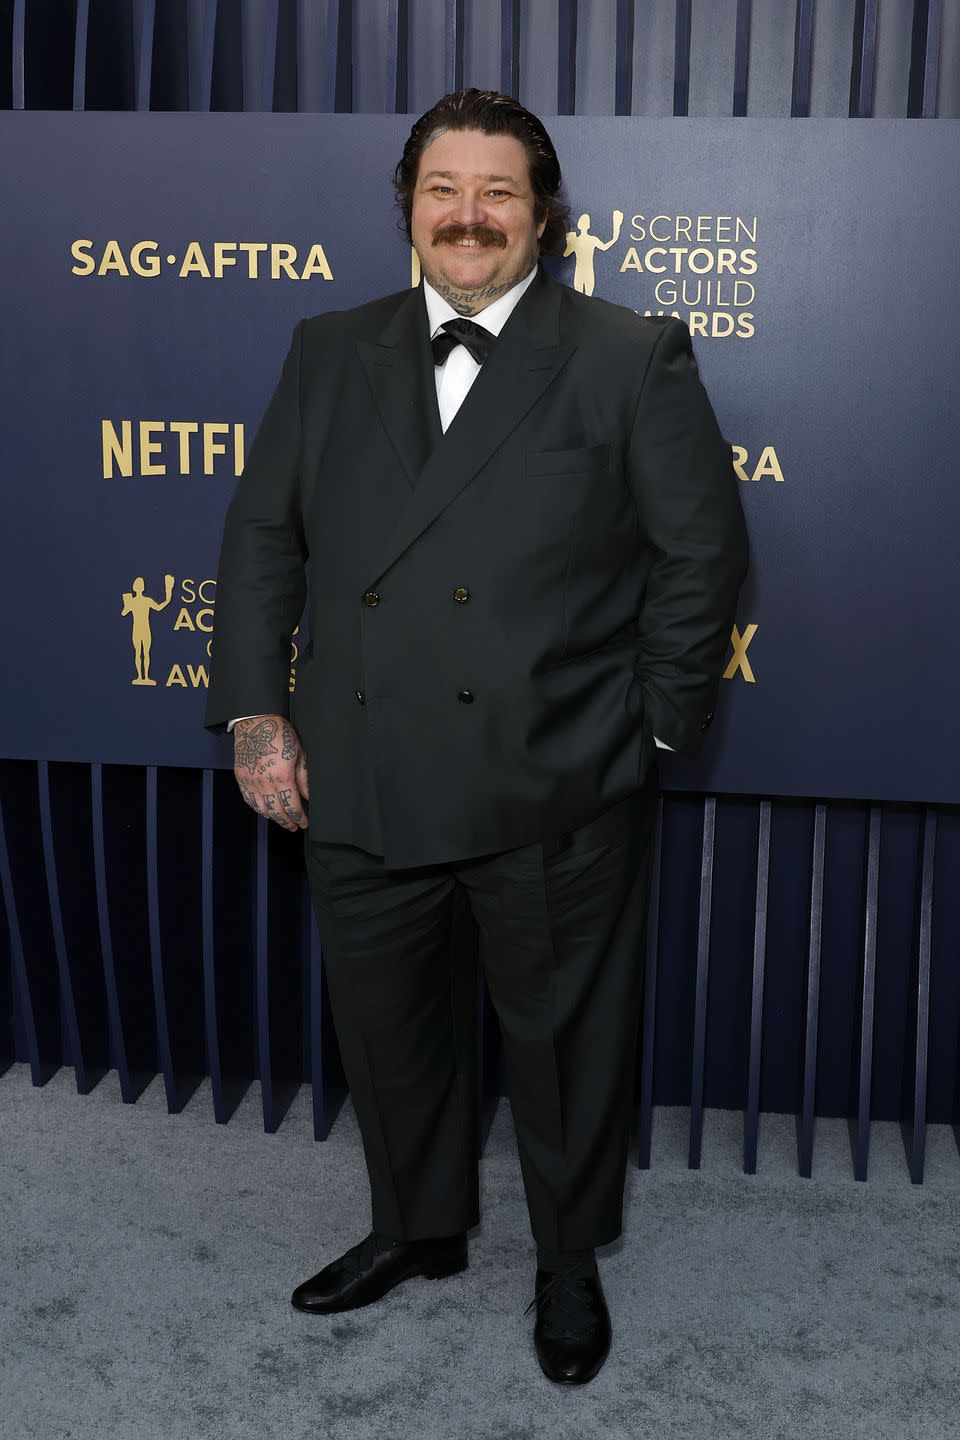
[394,89,569,255]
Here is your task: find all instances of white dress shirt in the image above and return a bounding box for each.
[231,266,672,749]
[423,264,538,432]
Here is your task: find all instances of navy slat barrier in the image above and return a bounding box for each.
[201,768,226,1121]
[688,797,716,1169]
[732,0,751,115]
[557,0,576,113]
[393,0,411,113]
[146,765,177,1110]
[853,806,882,1179]
[500,0,520,96]
[37,763,87,1094]
[90,763,128,1096]
[241,0,279,112]
[743,799,770,1173]
[923,0,943,116]
[791,0,814,116]
[905,809,936,1181]
[187,0,217,111]
[673,0,692,115]
[797,803,826,1178]
[851,0,880,117]
[637,796,663,1170]
[614,0,634,114]
[132,0,155,111]
[73,0,90,110]
[444,0,465,93]
[0,791,37,1080]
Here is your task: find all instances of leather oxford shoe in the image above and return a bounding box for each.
[290,1230,468,1314]
[526,1262,612,1384]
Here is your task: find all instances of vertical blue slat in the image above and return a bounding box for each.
[386,0,409,113]
[186,0,218,111]
[557,0,577,113]
[146,766,177,1111]
[133,0,157,111]
[853,805,882,1180]
[255,820,274,1131]
[444,0,465,92]
[743,799,771,1174]
[923,0,942,116]
[797,802,826,1178]
[37,763,88,1093]
[0,791,41,1079]
[791,0,815,116]
[500,0,521,97]
[907,808,936,1183]
[614,0,635,114]
[201,769,226,1121]
[242,0,280,111]
[636,796,663,1170]
[91,764,131,1100]
[688,797,716,1169]
[73,0,90,110]
[732,0,751,115]
[673,0,692,114]
[12,0,25,109]
[851,0,879,115]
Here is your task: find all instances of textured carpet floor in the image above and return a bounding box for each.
[2,1063,960,1440]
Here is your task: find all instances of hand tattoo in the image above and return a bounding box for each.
[234,719,279,774]
[280,721,298,761]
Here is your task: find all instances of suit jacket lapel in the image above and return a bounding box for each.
[356,285,442,493]
[367,266,576,586]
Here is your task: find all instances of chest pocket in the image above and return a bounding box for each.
[524,443,611,477]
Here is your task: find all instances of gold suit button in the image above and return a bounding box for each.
[363,591,380,607]
[457,690,474,704]
[453,587,469,603]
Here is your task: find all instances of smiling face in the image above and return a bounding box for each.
[410,128,546,315]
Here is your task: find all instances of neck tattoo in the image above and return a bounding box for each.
[424,259,537,317]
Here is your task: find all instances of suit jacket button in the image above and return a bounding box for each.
[457,690,474,704]
[453,587,469,603]
[355,690,365,705]
[362,591,380,607]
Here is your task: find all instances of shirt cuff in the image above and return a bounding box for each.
[227,715,259,732]
[653,736,674,751]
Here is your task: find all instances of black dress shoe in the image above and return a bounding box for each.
[290,1231,468,1314]
[526,1262,612,1384]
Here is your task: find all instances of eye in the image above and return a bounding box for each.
[487,190,511,199]
[433,185,455,195]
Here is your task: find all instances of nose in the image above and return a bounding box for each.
[451,188,486,227]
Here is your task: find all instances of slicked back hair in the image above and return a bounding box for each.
[394,89,569,255]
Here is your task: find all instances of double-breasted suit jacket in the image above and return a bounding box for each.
[205,264,749,868]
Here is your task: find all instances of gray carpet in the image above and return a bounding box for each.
[2,1063,959,1440]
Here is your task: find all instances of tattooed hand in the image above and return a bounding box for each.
[233,714,309,832]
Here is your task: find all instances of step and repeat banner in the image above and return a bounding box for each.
[2,114,957,803]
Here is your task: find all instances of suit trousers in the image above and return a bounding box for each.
[304,778,657,1250]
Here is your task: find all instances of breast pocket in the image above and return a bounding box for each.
[524,443,611,477]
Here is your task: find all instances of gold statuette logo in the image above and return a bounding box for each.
[121,573,174,685]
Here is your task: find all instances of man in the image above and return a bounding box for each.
[206,89,747,1385]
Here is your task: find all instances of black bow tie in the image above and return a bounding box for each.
[431,317,499,367]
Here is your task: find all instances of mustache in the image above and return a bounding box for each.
[432,224,507,249]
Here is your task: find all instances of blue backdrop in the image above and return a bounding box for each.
[4,112,958,803]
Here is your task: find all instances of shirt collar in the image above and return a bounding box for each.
[422,262,539,340]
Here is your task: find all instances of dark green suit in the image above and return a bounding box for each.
[205,265,747,1248]
[205,266,747,868]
